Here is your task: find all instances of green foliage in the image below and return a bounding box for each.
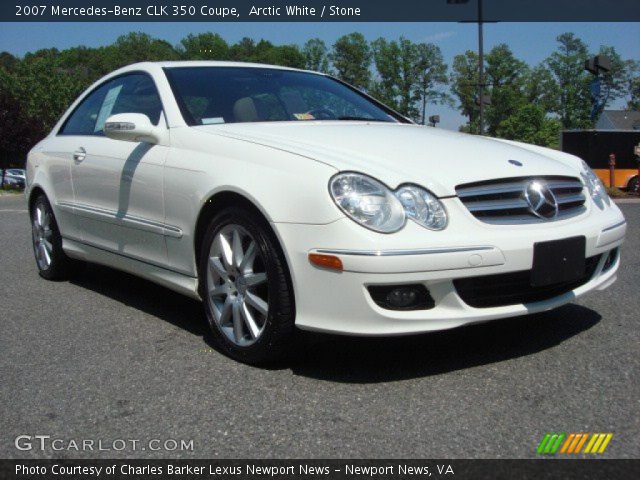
[330,33,372,90]
[179,33,229,60]
[544,33,592,129]
[496,104,562,148]
[302,39,329,73]
[371,37,449,122]
[451,50,480,132]
[484,44,529,136]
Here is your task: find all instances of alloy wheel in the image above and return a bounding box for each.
[32,203,53,270]
[206,224,269,346]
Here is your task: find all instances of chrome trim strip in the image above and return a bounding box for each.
[602,220,627,233]
[62,235,196,278]
[57,201,183,238]
[315,246,494,257]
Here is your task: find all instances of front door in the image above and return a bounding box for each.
[60,73,169,267]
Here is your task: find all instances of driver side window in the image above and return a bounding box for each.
[60,73,163,136]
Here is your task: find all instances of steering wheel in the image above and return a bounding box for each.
[306,107,337,120]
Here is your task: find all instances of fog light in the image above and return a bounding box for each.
[368,284,435,311]
[387,288,418,308]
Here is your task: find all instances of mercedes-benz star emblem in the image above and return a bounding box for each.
[524,181,558,219]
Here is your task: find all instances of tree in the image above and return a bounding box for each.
[545,33,592,129]
[414,43,450,124]
[179,33,229,60]
[484,44,529,135]
[497,104,562,148]
[302,39,329,72]
[371,38,449,121]
[229,37,256,61]
[450,50,480,132]
[627,70,640,111]
[330,33,371,90]
[101,32,180,71]
[370,38,404,112]
[524,64,558,113]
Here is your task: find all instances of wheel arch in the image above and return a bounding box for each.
[27,185,47,214]
[193,191,296,306]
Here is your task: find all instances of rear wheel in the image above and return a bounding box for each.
[199,207,295,364]
[627,176,639,194]
[31,194,81,280]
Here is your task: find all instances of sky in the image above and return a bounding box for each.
[1,22,638,129]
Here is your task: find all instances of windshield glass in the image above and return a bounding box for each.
[164,67,402,126]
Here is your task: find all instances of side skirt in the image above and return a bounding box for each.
[62,237,201,301]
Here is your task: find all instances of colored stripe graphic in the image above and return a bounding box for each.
[539,433,613,454]
[573,433,589,453]
[537,433,565,454]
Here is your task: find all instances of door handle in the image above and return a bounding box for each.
[73,147,86,162]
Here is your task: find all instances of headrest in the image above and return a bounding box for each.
[233,97,259,123]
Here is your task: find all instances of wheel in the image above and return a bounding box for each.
[31,193,81,280]
[199,206,295,364]
[628,176,639,193]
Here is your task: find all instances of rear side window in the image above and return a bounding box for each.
[60,73,163,135]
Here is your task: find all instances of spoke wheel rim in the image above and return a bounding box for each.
[206,224,269,347]
[32,204,53,271]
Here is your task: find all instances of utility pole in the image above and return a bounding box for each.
[447,0,487,134]
[477,0,485,135]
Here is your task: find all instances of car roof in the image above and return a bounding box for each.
[122,60,321,75]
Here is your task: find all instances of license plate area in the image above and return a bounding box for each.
[531,236,586,287]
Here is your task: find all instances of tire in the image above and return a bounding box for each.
[31,193,82,280]
[199,206,296,365]
[627,176,639,194]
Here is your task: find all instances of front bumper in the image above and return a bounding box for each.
[273,197,626,335]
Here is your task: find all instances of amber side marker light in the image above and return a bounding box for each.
[308,253,343,271]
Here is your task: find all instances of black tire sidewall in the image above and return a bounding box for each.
[199,207,295,364]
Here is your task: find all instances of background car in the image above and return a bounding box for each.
[1,168,25,189]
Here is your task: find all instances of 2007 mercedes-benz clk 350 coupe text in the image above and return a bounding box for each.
[26,61,627,363]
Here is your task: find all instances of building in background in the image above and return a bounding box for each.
[562,110,640,191]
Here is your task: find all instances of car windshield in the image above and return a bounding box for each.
[164,67,403,126]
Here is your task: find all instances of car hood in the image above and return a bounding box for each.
[194,122,582,197]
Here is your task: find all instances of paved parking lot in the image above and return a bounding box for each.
[1,194,638,458]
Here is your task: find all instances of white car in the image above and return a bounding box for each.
[26,61,626,363]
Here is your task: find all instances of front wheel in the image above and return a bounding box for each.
[31,194,82,280]
[627,176,639,194]
[199,207,295,364]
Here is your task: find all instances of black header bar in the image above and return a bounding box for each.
[4,0,640,22]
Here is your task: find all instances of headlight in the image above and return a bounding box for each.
[329,173,448,233]
[330,173,406,233]
[580,160,608,204]
[396,185,448,230]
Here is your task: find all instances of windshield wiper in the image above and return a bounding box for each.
[336,116,389,122]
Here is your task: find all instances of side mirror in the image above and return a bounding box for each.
[104,113,163,144]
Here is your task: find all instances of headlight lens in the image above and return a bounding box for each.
[329,173,406,233]
[580,160,608,204]
[395,185,448,230]
[329,173,448,233]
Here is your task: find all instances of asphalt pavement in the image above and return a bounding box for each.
[1,193,638,459]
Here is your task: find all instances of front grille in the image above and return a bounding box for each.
[454,255,601,308]
[456,176,586,224]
